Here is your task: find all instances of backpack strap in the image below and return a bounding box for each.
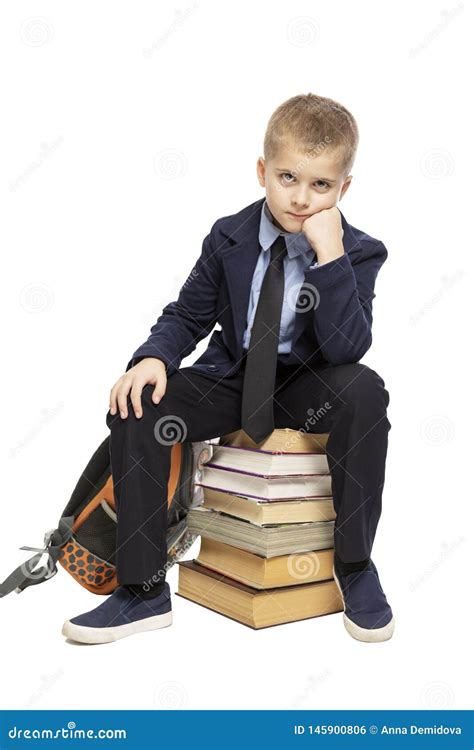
[0,515,75,598]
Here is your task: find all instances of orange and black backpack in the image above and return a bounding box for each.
[0,435,212,598]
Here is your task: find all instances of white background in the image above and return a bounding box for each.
[0,0,471,712]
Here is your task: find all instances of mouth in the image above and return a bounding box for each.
[287,212,312,219]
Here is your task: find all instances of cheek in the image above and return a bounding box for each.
[315,194,337,210]
[268,180,285,198]
[263,191,283,219]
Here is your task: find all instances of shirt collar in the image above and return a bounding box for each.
[259,199,314,259]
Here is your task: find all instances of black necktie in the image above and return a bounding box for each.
[241,235,287,444]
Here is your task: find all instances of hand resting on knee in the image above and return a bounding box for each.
[109,358,167,420]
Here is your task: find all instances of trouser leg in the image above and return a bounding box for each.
[105,363,249,589]
[273,361,391,574]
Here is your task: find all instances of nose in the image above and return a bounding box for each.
[291,187,310,211]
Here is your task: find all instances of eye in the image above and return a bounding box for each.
[279,173,330,189]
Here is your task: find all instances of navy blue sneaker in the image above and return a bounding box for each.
[62,583,172,644]
[333,559,394,642]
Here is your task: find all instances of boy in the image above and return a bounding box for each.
[62,93,393,645]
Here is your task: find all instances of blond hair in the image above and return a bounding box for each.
[264,93,359,176]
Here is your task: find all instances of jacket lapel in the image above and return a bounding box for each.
[220,206,263,352]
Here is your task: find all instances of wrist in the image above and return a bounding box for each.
[313,241,344,265]
[152,358,167,369]
[137,357,167,368]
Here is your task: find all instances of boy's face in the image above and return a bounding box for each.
[256,142,352,233]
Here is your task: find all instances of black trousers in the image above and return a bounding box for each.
[105,356,391,588]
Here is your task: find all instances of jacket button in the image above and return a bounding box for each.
[206,365,218,371]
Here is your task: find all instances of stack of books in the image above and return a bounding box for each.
[176,428,343,629]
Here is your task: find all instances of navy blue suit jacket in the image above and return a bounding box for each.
[126,197,388,380]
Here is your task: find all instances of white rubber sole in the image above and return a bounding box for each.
[62,610,173,644]
[332,564,395,643]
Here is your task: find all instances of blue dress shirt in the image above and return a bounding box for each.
[242,199,319,354]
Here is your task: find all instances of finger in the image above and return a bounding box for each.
[130,382,145,418]
[152,380,166,404]
[109,385,119,415]
[117,385,131,419]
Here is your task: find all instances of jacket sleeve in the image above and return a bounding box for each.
[304,239,388,365]
[126,227,222,376]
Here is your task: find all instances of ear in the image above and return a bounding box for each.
[339,175,352,200]
[256,156,266,187]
